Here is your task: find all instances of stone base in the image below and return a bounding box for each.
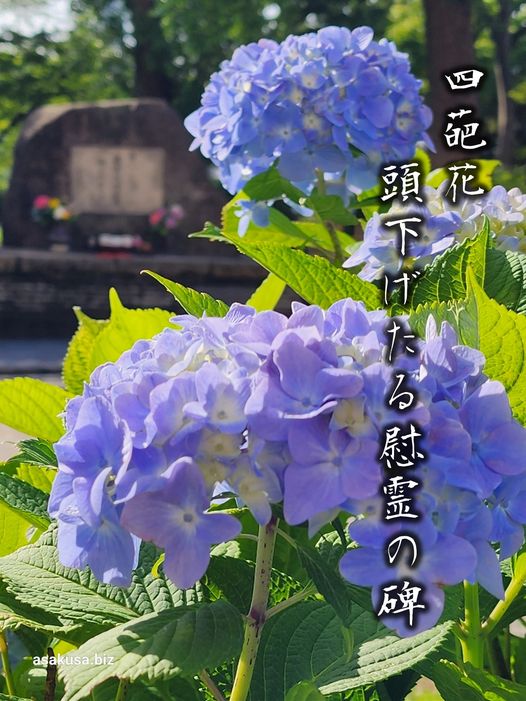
[0,248,273,338]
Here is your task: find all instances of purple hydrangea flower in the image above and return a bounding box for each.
[50,300,526,640]
[346,185,526,280]
[121,458,240,589]
[185,26,431,198]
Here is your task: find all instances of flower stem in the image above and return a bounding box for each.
[114,679,129,701]
[230,516,278,701]
[482,562,526,638]
[314,168,345,265]
[199,669,226,701]
[0,631,16,697]
[266,584,317,619]
[459,581,484,668]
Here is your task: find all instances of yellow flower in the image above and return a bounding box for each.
[49,197,60,209]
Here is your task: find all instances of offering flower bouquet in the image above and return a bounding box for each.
[148,204,185,237]
[1,25,526,701]
[31,195,73,227]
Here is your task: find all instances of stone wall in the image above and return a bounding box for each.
[0,249,270,338]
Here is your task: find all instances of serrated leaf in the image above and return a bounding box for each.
[63,309,109,395]
[205,555,255,612]
[59,600,243,701]
[235,244,381,310]
[484,248,526,314]
[248,601,452,700]
[285,681,325,701]
[14,464,56,494]
[433,660,526,701]
[0,579,68,635]
[0,378,70,442]
[0,530,204,638]
[297,543,352,626]
[246,272,286,311]
[408,294,479,349]
[468,270,526,424]
[142,270,229,317]
[6,438,57,468]
[0,473,50,530]
[88,289,173,372]
[410,219,489,308]
[0,533,135,631]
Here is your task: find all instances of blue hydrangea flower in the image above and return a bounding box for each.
[50,300,526,640]
[122,458,240,589]
[185,26,431,197]
[346,185,526,280]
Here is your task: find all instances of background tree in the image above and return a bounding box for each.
[0,0,524,192]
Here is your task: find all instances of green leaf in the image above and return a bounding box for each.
[246,272,286,311]
[205,555,255,612]
[59,601,243,701]
[13,464,56,495]
[63,309,109,395]
[426,159,500,189]
[433,660,526,701]
[235,243,382,310]
[468,270,526,425]
[0,473,50,530]
[0,531,204,637]
[5,438,57,468]
[408,294,479,349]
[0,694,32,700]
[90,677,201,701]
[293,221,356,254]
[142,270,229,317]
[88,289,174,372]
[484,248,526,314]
[244,166,304,203]
[307,193,358,226]
[222,193,307,246]
[285,681,325,701]
[409,219,489,309]
[297,543,353,627]
[0,579,67,635]
[248,602,452,700]
[0,378,70,442]
[0,503,40,557]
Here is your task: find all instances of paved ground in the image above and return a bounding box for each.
[0,339,68,374]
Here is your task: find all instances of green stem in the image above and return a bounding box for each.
[459,582,484,668]
[199,669,226,701]
[482,566,526,637]
[0,631,16,697]
[266,585,317,620]
[314,168,345,265]
[115,678,129,701]
[230,516,278,701]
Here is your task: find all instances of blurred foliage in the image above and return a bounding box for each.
[0,0,524,194]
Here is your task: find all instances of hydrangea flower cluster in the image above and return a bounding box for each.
[345,185,526,280]
[49,301,526,636]
[185,26,432,197]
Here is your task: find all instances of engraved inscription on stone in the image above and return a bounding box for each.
[70,146,165,214]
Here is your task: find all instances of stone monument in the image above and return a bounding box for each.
[2,99,227,254]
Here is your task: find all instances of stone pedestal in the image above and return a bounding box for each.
[3,99,227,254]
